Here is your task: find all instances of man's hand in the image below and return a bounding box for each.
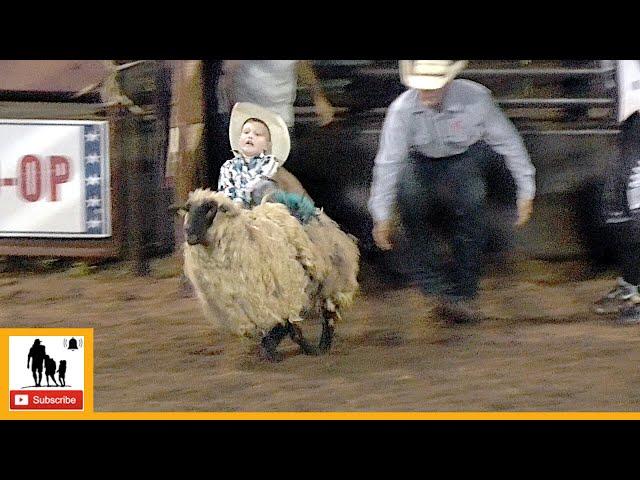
[298,61,335,127]
[516,198,534,226]
[314,96,335,127]
[373,220,394,251]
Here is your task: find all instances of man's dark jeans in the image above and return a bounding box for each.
[603,112,640,285]
[397,145,488,301]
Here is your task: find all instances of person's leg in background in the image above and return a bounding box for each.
[615,240,640,324]
[595,113,640,319]
[203,60,229,189]
[615,113,640,324]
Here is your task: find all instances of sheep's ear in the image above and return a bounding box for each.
[169,203,188,217]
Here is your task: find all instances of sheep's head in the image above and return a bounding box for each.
[175,190,240,247]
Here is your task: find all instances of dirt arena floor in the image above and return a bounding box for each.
[2,253,640,412]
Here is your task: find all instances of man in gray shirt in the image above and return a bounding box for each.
[368,60,536,322]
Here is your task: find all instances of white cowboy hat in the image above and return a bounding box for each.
[399,60,468,90]
[229,102,291,165]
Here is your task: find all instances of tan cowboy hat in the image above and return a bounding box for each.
[399,60,468,90]
[229,102,291,165]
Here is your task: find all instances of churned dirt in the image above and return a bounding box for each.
[2,253,640,412]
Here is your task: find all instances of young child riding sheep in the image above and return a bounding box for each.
[218,102,290,208]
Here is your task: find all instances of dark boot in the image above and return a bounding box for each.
[436,297,482,324]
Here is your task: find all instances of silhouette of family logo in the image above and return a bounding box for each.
[27,339,67,387]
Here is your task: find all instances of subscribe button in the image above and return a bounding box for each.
[10,390,83,410]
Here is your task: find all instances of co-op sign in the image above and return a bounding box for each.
[0,119,111,238]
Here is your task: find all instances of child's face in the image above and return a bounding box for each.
[239,120,271,158]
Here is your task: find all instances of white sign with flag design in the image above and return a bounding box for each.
[0,119,110,237]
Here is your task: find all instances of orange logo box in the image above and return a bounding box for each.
[1,328,93,418]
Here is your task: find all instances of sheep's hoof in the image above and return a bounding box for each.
[258,345,284,363]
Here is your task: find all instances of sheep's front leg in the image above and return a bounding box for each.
[318,312,336,353]
[259,324,290,362]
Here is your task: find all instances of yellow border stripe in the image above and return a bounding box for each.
[4,412,640,420]
[3,328,640,420]
[54,412,640,420]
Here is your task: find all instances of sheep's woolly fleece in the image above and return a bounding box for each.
[183,189,359,339]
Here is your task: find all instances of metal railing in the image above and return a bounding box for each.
[297,61,621,136]
[357,66,616,77]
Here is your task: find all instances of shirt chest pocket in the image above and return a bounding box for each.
[438,112,482,146]
[409,113,434,147]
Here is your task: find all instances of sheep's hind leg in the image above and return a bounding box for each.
[259,324,289,362]
[289,312,335,356]
[288,323,320,355]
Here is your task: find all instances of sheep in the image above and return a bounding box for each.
[179,188,359,361]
